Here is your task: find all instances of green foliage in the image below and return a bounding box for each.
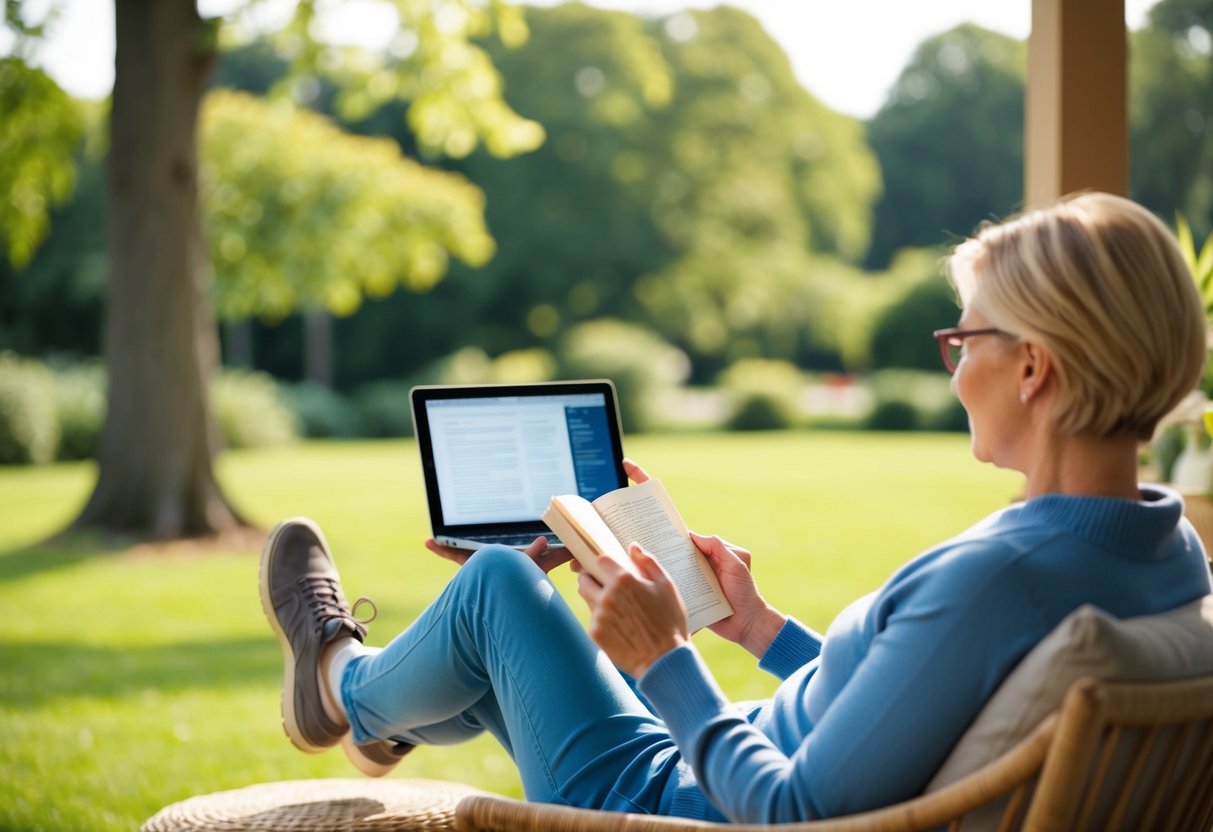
[1176,211,1213,317]
[211,369,299,449]
[262,0,544,160]
[0,148,106,358]
[717,359,805,431]
[49,359,105,460]
[868,249,960,370]
[437,4,879,376]
[489,348,556,384]
[632,7,880,365]
[201,90,496,321]
[807,254,935,372]
[1129,0,1213,233]
[864,369,963,432]
[282,381,361,439]
[353,381,414,438]
[865,24,1025,269]
[0,57,82,269]
[865,399,921,432]
[0,351,58,464]
[556,319,689,433]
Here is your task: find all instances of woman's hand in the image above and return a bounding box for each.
[425,536,573,574]
[691,532,787,658]
[577,543,689,678]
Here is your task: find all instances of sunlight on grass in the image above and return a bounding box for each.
[0,432,1022,830]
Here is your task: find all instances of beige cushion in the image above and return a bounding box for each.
[926,594,1213,792]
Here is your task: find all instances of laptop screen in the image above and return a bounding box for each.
[411,382,627,546]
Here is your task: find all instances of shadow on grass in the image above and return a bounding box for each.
[0,527,266,585]
[0,636,280,706]
[0,537,127,585]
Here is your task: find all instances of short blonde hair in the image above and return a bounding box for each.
[948,192,1206,440]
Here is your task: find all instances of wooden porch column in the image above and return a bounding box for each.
[1026,0,1127,209]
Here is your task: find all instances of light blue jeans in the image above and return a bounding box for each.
[340,545,720,816]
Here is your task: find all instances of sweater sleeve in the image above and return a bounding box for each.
[638,550,1043,823]
[757,617,822,679]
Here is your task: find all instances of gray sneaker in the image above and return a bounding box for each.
[259,517,375,753]
[342,732,416,777]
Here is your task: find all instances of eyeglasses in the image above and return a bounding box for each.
[932,327,1009,374]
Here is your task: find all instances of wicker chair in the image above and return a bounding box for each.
[455,671,1213,832]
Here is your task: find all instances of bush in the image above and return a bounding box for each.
[490,349,555,384]
[354,381,414,438]
[865,400,920,431]
[282,382,361,438]
[0,352,59,464]
[717,359,805,431]
[557,320,689,433]
[863,369,962,432]
[211,370,298,449]
[50,361,106,460]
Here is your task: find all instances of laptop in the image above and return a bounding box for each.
[410,380,628,550]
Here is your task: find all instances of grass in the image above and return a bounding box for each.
[0,431,1023,831]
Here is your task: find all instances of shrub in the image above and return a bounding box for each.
[490,349,555,384]
[865,400,920,431]
[0,352,59,464]
[864,369,961,432]
[51,361,106,460]
[211,370,298,449]
[430,347,494,385]
[557,319,689,433]
[282,382,361,438]
[717,359,805,431]
[928,397,970,432]
[354,381,414,438]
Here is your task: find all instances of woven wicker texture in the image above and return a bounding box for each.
[141,778,488,831]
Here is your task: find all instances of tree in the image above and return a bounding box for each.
[630,6,879,373]
[1129,0,1213,237]
[6,0,540,539]
[864,24,1025,269]
[0,56,80,269]
[423,5,879,379]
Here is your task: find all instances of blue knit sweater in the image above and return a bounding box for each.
[638,485,1212,822]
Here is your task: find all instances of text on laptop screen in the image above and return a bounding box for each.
[426,393,619,525]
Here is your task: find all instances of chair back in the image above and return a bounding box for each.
[1023,673,1213,831]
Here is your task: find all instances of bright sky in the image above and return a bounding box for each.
[9,0,1161,119]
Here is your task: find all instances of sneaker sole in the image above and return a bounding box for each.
[258,516,333,754]
[340,732,400,778]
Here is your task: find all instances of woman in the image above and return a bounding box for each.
[260,192,1213,823]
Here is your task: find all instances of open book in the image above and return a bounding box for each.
[542,478,733,632]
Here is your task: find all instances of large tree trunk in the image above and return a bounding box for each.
[72,0,246,539]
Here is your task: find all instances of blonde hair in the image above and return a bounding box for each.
[948,192,1206,440]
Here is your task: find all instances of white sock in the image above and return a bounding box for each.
[319,639,374,724]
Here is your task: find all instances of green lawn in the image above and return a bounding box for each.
[0,432,1022,831]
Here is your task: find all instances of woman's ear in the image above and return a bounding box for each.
[1019,341,1054,404]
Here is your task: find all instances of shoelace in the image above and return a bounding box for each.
[297,576,378,635]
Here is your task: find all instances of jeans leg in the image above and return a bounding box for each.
[340,546,681,810]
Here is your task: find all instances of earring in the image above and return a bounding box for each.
[1019,391,1028,404]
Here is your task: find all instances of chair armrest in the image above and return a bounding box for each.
[455,715,1056,832]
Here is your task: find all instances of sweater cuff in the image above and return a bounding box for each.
[638,643,731,733]
[757,617,822,679]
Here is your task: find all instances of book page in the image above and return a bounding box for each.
[591,479,733,632]
[542,495,637,583]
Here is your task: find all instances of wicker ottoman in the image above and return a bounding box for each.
[140,778,489,831]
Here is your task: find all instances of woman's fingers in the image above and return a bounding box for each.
[425,538,471,566]
[622,458,651,484]
[690,531,752,568]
